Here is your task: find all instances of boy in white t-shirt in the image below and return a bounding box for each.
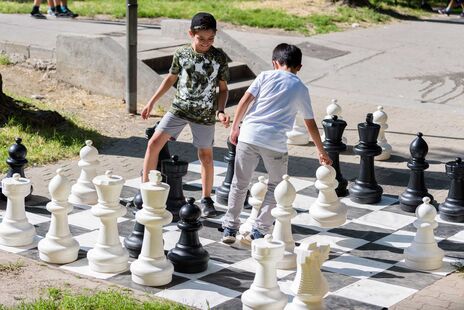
[221,43,332,244]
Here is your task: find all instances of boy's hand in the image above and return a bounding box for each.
[141,104,153,120]
[318,150,333,166]
[229,127,240,145]
[218,112,230,128]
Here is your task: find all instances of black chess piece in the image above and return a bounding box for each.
[162,155,188,220]
[215,137,252,209]
[124,123,171,258]
[439,157,464,223]
[167,197,209,273]
[399,133,434,212]
[349,113,383,204]
[0,137,33,200]
[322,115,348,197]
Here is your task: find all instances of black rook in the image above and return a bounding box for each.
[349,113,383,204]
[167,197,209,273]
[399,133,434,212]
[439,157,464,223]
[322,115,348,197]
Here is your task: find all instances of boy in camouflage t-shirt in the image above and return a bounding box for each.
[141,12,230,217]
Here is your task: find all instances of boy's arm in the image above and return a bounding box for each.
[229,91,255,145]
[217,80,230,128]
[141,73,178,120]
[304,119,333,165]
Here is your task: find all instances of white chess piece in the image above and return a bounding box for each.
[373,106,392,161]
[242,235,288,310]
[286,241,330,310]
[38,168,79,264]
[0,173,35,246]
[131,170,174,286]
[404,197,444,271]
[322,99,347,144]
[272,175,297,270]
[69,140,99,205]
[87,170,128,273]
[240,176,268,235]
[310,165,347,228]
[287,114,311,145]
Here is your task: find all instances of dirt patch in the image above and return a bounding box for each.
[235,0,338,16]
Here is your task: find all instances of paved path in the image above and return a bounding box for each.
[1,13,464,309]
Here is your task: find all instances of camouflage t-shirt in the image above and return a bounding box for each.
[169,45,229,125]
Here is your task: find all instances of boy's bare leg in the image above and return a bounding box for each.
[198,147,216,217]
[142,131,171,182]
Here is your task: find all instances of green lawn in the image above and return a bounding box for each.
[0,0,437,35]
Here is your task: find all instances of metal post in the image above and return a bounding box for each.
[126,0,138,114]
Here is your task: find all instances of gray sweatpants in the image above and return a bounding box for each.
[222,141,288,234]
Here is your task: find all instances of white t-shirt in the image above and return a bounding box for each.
[238,70,314,153]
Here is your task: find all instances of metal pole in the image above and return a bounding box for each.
[126,0,138,114]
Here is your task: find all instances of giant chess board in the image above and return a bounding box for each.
[1,160,463,309]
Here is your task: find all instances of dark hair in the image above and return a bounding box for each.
[272,43,302,68]
[191,12,217,32]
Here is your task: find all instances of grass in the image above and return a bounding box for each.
[0,53,11,66]
[0,259,25,274]
[0,0,440,35]
[0,93,105,173]
[1,288,190,309]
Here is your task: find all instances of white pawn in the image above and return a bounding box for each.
[404,197,444,271]
[131,170,174,286]
[310,165,347,228]
[322,99,347,144]
[373,106,392,161]
[0,173,35,246]
[69,140,99,205]
[38,168,79,264]
[240,176,268,235]
[287,114,311,145]
[272,175,297,270]
[286,241,330,310]
[242,235,288,310]
[87,170,128,273]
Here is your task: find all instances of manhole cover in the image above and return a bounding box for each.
[296,42,349,60]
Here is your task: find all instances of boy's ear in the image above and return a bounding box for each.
[296,64,302,71]
[188,30,194,38]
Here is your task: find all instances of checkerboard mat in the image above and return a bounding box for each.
[1,160,463,309]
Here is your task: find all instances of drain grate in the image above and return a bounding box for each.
[296,42,349,60]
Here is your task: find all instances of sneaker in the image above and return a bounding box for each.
[221,227,237,244]
[47,7,57,17]
[438,9,450,16]
[460,12,464,18]
[60,6,78,18]
[200,197,217,218]
[31,10,46,19]
[240,228,264,246]
[250,228,265,240]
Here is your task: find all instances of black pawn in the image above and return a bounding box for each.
[322,115,348,197]
[162,155,188,220]
[215,137,252,209]
[439,157,464,222]
[399,133,434,212]
[0,137,32,200]
[124,123,171,258]
[167,197,209,273]
[349,113,383,204]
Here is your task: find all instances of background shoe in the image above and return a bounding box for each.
[200,197,217,218]
[221,227,237,244]
[31,11,46,19]
[250,228,265,240]
[60,6,78,18]
[438,9,450,16]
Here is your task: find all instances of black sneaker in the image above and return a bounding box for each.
[221,227,237,244]
[200,197,217,218]
[31,10,46,19]
[60,6,78,18]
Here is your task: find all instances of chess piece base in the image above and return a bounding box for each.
[287,134,309,145]
[276,252,296,270]
[399,190,434,213]
[131,256,174,286]
[242,285,288,310]
[349,182,383,204]
[439,199,464,223]
[310,206,347,228]
[285,296,324,310]
[68,187,97,206]
[87,247,129,273]
[38,236,79,264]
[167,248,209,273]
[404,245,444,271]
[0,221,35,246]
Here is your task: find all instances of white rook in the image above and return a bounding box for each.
[240,176,268,235]
[87,170,128,273]
[69,140,99,205]
[242,235,288,310]
[272,175,297,270]
[131,170,174,286]
[38,168,79,264]
[404,197,444,271]
[0,173,35,246]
